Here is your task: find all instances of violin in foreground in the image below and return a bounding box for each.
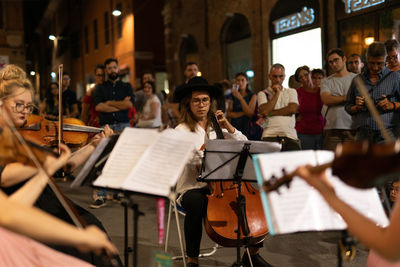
[263,140,400,193]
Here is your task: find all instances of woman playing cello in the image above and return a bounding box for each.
[0,64,118,266]
[174,76,270,267]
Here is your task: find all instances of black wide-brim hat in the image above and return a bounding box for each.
[174,76,222,103]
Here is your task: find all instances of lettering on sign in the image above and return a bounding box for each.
[273,7,315,35]
[342,0,385,14]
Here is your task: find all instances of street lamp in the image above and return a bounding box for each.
[112,9,121,16]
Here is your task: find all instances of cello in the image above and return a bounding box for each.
[203,114,268,247]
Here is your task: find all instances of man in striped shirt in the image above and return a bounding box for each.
[345,42,400,143]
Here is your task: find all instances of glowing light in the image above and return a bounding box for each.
[112,9,121,16]
[246,70,254,78]
[48,35,56,41]
[30,71,36,76]
[196,71,202,77]
[364,37,375,46]
[50,72,56,78]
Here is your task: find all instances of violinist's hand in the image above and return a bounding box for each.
[43,143,71,176]
[215,110,235,134]
[296,165,336,198]
[377,95,395,111]
[76,225,118,257]
[92,125,114,147]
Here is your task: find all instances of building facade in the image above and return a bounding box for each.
[163,0,400,91]
[29,0,165,101]
[0,1,25,71]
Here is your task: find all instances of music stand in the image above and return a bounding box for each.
[71,134,120,188]
[198,139,280,266]
[71,135,140,266]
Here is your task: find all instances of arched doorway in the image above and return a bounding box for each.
[221,14,252,82]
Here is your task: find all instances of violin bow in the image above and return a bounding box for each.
[58,64,64,154]
[353,76,394,215]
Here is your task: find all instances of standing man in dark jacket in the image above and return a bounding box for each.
[94,58,135,133]
[92,58,135,208]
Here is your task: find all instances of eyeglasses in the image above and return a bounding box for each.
[191,97,210,105]
[14,103,35,113]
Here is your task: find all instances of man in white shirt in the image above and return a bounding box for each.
[320,48,357,150]
[257,63,300,151]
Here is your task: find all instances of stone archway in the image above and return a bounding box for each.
[220,13,252,80]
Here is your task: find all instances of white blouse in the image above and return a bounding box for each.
[175,123,247,201]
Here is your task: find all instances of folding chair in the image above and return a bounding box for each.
[164,199,218,267]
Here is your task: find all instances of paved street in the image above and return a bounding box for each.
[59,180,369,267]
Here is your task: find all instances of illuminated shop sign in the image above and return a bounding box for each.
[273,7,315,35]
[343,0,385,14]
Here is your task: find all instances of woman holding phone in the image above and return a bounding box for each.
[226,72,257,139]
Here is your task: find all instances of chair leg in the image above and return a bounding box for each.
[199,243,218,258]
[173,200,187,267]
[164,201,173,253]
[246,247,254,267]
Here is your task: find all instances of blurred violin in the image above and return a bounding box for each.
[0,109,58,167]
[19,114,103,148]
[263,140,400,193]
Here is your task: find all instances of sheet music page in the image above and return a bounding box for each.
[203,139,281,181]
[257,150,339,234]
[121,129,197,197]
[256,150,388,234]
[93,128,160,188]
[71,137,110,188]
[327,171,389,227]
[315,150,388,227]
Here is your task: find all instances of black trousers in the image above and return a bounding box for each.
[181,187,210,258]
[180,187,263,257]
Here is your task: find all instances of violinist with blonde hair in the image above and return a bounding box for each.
[0,64,118,266]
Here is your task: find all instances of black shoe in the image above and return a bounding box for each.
[90,197,107,209]
[242,252,273,267]
[187,263,199,267]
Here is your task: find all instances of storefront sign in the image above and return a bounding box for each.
[273,7,315,35]
[343,0,386,14]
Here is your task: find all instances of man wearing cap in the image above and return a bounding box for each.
[174,76,272,267]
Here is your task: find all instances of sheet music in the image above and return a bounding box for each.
[254,150,389,235]
[93,128,160,188]
[71,137,110,188]
[121,129,196,197]
[201,139,281,181]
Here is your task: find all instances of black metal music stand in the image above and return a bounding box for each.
[198,139,280,266]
